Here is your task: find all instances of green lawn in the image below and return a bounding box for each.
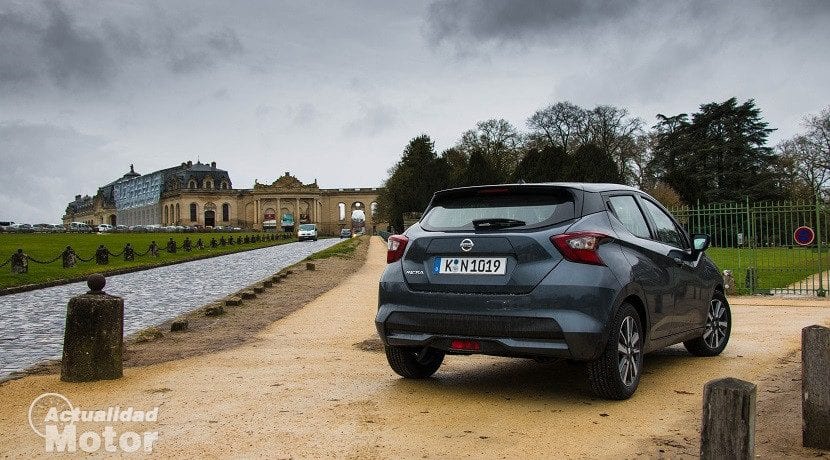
[305,235,363,261]
[0,232,296,290]
[706,246,830,294]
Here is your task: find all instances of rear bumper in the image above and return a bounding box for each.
[376,305,605,359]
[376,283,617,361]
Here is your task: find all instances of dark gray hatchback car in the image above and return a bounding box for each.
[375,183,730,399]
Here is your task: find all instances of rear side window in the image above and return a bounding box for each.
[641,199,687,249]
[421,189,574,231]
[608,195,650,238]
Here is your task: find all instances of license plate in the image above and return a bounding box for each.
[434,257,507,275]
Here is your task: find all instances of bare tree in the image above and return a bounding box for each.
[778,135,829,198]
[804,106,830,169]
[457,119,523,177]
[526,102,588,155]
[585,105,644,185]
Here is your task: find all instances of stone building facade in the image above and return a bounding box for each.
[63,162,382,235]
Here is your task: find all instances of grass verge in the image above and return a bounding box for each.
[0,232,296,291]
[305,236,364,261]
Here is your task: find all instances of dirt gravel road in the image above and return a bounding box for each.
[1,236,828,458]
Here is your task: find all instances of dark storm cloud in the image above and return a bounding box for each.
[168,51,214,74]
[0,121,119,223]
[425,0,830,48]
[425,0,630,46]
[207,27,244,57]
[102,20,147,58]
[0,9,41,84]
[0,1,248,90]
[41,1,114,88]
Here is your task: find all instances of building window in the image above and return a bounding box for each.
[338,202,346,221]
[220,181,229,190]
[188,179,197,189]
[222,203,230,222]
[203,178,214,189]
[176,203,180,222]
[190,203,197,222]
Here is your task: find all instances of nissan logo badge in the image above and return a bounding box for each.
[460,239,474,252]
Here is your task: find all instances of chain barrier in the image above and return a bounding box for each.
[26,254,63,264]
[74,253,95,263]
[4,233,287,274]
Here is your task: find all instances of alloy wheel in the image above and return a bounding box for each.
[703,298,729,349]
[617,316,641,387]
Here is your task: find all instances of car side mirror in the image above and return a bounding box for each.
[691,234,710,256]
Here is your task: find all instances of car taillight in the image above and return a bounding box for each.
[550,232,608,266]
[387,235,409,263]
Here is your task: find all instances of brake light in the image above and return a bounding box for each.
[477,187,510,195]
[387,235,409,263]
[550,232,608,266]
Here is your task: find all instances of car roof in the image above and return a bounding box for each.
[436,182,641,195]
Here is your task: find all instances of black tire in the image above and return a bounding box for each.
[586,302,643,400]
[385,345,444,379]
[683,291,731,357]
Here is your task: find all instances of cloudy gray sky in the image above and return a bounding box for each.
[1,0,829,223]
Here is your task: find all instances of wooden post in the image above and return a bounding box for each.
[802,325,830,449]
[700,377,756,460]
[61,274,123,382]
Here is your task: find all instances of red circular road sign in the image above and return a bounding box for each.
[794,226,815,246]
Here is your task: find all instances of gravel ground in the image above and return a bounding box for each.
[0,236,828,458]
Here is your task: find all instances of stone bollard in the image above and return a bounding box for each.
[11,249,28,273]
[62,246,76,268]
[95,245,109,265]
[700,377,756,460]
[723,270,736,295]
[60,274,123,382]
[802,325,830,449]
[306,262,316,271]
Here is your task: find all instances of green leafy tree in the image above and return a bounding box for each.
[376,135,449,230]
[461,150,503,186]
[511,145,569,182]
[570,144,624,183]
[649,98,783,204]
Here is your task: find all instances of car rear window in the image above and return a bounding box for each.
[299,224,316,230]
[421,188,575,231]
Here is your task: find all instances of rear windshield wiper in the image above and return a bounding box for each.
[472,218,526,229]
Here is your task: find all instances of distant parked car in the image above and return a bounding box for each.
[340,228,352,238]
[69,222,92,233]
[115,225,128,232]
[10,223,34,233]
[297,223,318,241]
[376,183,729,400]
[0,221,13,232]
[97,224,114,232]
[33,223,52,232]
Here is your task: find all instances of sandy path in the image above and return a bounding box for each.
[1,236,829,458]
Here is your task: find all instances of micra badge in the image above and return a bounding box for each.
[405,270,425,275]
